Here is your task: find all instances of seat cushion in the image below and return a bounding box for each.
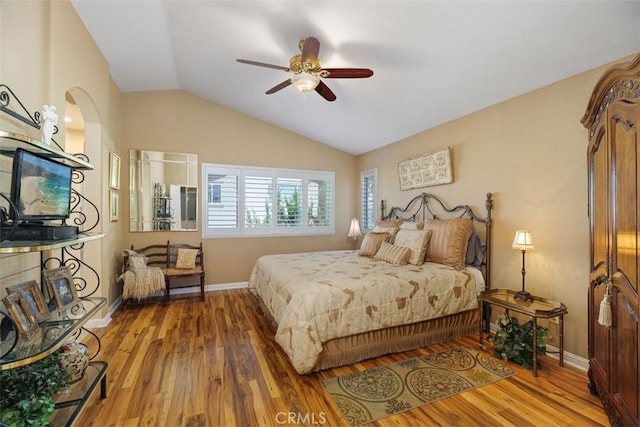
[163,267,203,277]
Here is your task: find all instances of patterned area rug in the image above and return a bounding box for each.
[321,346,516,426]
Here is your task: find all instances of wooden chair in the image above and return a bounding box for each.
[163,241,205,302]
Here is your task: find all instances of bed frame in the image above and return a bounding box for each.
[381,191,493,290]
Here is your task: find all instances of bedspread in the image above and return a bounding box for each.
[248,250,478,374]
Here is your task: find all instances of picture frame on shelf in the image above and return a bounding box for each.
[109,190,119,222]
[2,291,39,340]
[109,152,120,190]
[6,280,49,322]
[43,267,81,314]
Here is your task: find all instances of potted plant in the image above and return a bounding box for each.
[487,312,548,369]
[0,352,70,427]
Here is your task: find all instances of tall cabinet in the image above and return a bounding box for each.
[582,54,639,426]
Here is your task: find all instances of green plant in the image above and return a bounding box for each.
[0,353,70,426]
[487,313,548,369]
[1,396,55,427]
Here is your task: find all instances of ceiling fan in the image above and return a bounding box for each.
[237,36,374,102]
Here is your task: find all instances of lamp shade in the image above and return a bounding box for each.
[291,72,320,93]
[512,230,534,250]
[347,218,362,238]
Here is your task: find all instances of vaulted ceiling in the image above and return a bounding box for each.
[71,1,640,155]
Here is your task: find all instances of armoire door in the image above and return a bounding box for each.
[608,100,639,424]
[585,55,640,427]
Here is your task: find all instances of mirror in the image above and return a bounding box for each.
[129,150,198,231]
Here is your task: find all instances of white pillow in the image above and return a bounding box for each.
[393,229,432,265]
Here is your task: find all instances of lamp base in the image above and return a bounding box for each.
[514,290,533,301]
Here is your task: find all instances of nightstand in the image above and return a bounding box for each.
[478,288,568,376]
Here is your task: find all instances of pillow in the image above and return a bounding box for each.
[424,218,474,270]
[373,242,411,265]
[175,248,199,269]
[371,225,399,243]
[466,233,486,267]
[128,254,148,269]
[393,228,432,265]
[399,222,424,230]
[358,232,391,257]
[375,219,403,228]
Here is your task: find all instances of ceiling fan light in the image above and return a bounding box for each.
[291,72,320,93]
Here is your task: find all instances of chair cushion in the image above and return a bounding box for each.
[164,267,203,277]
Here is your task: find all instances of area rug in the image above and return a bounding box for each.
[321,346,516,426]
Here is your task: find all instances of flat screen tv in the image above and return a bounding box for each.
[10,148,73,222]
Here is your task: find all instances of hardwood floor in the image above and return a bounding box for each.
[76,288,609,426]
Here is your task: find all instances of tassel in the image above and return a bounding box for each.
[598,282,612,327]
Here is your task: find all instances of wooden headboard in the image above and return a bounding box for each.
[381,192,493,289]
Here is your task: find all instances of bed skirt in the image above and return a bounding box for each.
[252,290,480,373]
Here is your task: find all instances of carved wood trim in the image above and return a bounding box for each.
[581,53,640,133]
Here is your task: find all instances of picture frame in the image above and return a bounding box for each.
[5,280,49,322]
[109,152,121,190]
[2,291,39,340]
[109,189,119,222]
[398,146,453,191]
[43,267,81,314]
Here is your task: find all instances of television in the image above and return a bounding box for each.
[10,148,73,222]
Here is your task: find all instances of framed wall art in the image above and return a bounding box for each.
[109,189,119,222]
[6,280,49,322]
[43,267,81,314]
[109,152,121,190]
[2,291,39,339]
[398,147,453,191]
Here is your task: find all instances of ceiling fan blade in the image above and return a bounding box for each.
[237,59,290,72]
[322,68,374,78]
[315,81,336,102]
[266,80,292,94]
[301,36,320,64]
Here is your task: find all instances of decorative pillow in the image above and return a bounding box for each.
[128,254,148,269]
[466,232,486,267]
[358,232,391,257]
[393,229,432,265]
[373,242,411,265]
[399,222,424,230]
[175,248,199,269]
[371,225,399,243]
[375,219,403,228]
[372,219,403,242]
[424,218,474,270]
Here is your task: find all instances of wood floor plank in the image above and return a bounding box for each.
[75,289,609,426]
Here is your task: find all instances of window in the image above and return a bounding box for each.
[360,169,377,230]
[202,163,334,237]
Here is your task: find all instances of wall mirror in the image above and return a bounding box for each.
[129,149,198,232]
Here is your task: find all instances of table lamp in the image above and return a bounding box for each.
[512,230,534,301]
[347,218,362,250]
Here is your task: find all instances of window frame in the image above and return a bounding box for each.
[202,163,335,238]
[360,168,377,231]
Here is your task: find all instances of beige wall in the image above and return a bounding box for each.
[121,90,358,285]
[357,54,637,359]
[0,1,122,315]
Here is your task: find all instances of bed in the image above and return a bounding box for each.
[248,192,493,374]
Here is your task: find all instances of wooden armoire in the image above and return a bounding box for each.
[582,53,640,427]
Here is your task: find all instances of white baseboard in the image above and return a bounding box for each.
[488,323,588,372]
